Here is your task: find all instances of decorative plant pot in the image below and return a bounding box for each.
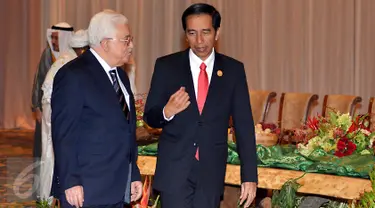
[256,133,278,146]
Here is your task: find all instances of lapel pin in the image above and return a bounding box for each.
[217,70,223,77]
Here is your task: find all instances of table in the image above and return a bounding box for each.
[137,156,372,200]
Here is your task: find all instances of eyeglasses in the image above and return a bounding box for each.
[107,36,134,46]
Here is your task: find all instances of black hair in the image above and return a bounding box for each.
[181,3,221,31]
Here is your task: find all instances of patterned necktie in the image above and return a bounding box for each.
[196,62,208,160]
[109,69,129,120]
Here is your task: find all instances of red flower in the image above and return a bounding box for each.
[259,122,277,131]
[348,114,371,133]
[347,122,358,133]
[274,128,281,135]
[357,114,371,130]
[306,117,319,130]
[333,128,345,138]
[334,138,356,157]
[293,129,307,143]
[258,122,280,135]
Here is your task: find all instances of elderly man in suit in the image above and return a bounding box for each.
[52,10,142,208]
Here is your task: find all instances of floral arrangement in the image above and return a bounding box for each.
[135,93,148,128]
[132,175,160,208]
[36,196,58,208]
[297,111,375,157]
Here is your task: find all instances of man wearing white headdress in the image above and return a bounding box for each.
[31,22,74,161]
[31,22,73,200]
[39,29,89,200]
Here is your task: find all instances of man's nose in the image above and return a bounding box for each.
[128,40,134,47]
[196,33,204,44]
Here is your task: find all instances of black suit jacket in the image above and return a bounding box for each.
[144,49,258,196]
[51,50,141,205]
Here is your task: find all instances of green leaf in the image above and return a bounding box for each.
[271,173,305,208]
[329,111,338,125]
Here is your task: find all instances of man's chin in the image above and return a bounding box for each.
[194,51,210,60]
[122,57,131,64]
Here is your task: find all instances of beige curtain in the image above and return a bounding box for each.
[0,0,42,128]
[1,0,375,128]
[354,0,375,103]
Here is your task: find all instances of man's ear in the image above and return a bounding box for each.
[215,28,221,41]
[101,40,109,52]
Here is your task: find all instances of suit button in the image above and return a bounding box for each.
[193,143,197,147]
[198,121,203,126]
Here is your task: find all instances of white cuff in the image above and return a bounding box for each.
[163,107,174,121]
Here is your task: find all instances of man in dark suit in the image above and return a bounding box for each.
[51,10,142,208]
[143,3,257,208]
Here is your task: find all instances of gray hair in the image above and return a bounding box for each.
[88,10,128,47]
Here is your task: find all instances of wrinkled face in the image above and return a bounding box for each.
[105,24,134,66]
[51,32,59,52]
[185,14,219,61]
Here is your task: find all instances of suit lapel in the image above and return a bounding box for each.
[180,50,200,117]
[83,51,119,104]
[201,53,225,116]
[84,51,135,126]
[117,67,136,125]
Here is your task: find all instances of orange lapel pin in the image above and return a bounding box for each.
[217,70,223,77]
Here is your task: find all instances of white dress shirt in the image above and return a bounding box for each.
[163,48,215,120]
[189,48,215,98]
[90,48,130,110]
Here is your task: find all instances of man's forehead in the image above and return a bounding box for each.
[187,14,212,21]
[186,15,213,31]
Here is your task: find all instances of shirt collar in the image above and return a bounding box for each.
[189,48,215,68]
[90,48,116,73]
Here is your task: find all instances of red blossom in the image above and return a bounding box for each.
[274,128,281,135]
[357,115,371,130]
[334,138,356,157]
[293,129,307,143]
[258,122,280,135]
[333,128,345,138]
[347,122,358,133]
[348,114,371,133]
[259,122,277,131]
[306,117,319,130]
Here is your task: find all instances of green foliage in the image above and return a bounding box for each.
[36,197,60,208]
[36,200,53,208]
[271,173,305,208]
[355,167,375,208]
[321,200,349,208]
[147,195,161,208]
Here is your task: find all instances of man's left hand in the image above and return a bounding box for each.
[131,181,143,202]
[34,108,42,123]
[239,182,257,207]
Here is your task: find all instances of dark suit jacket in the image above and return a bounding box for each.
[143,49,258,196]
[51,50,141,205]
